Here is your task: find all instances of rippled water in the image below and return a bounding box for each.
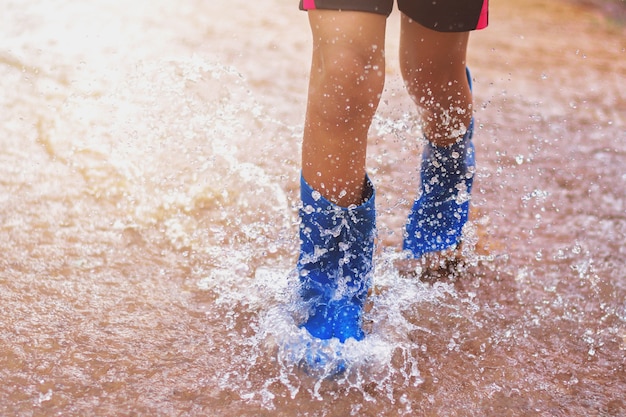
[1,0,625,415]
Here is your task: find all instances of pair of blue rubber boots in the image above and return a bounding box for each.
[297,69,475,343]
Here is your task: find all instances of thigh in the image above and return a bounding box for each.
[398,0,489,32]
[300,0,393,17]
[307,9,387,58]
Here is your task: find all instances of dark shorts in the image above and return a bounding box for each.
[299,0,489,32]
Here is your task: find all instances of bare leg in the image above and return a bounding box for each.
[302,10,386,207]
[399,15,472,146]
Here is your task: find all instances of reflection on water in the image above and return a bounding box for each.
[1,0,625,415]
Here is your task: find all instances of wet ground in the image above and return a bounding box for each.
[1,0,625,415]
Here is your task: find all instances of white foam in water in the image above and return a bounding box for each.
[231,263,470,411]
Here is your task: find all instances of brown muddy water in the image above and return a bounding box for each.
[1,0,625,416]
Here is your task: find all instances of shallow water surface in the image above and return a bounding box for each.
[1,0,625,415]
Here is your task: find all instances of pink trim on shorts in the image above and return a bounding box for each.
[302,0,317,9]
[476,0,489,29]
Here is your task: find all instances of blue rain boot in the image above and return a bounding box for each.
[403,68,476,258]
[297,175,376,343]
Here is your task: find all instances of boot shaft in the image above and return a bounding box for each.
[297,175,376,305]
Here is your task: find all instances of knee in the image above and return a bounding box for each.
[310,46,385,119]
[401,61,467,108]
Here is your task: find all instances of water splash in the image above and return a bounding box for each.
[196,262,516,414]
[39,56,296,270]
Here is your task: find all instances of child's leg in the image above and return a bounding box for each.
[302,10,386,207]
[297,10,385,342]
[399,17,476,258]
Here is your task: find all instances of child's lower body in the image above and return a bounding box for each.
[296,0,488,343]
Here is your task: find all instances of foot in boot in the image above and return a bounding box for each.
[301,300,364,342]
[403,130,475,258]
[297,175,376,343]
